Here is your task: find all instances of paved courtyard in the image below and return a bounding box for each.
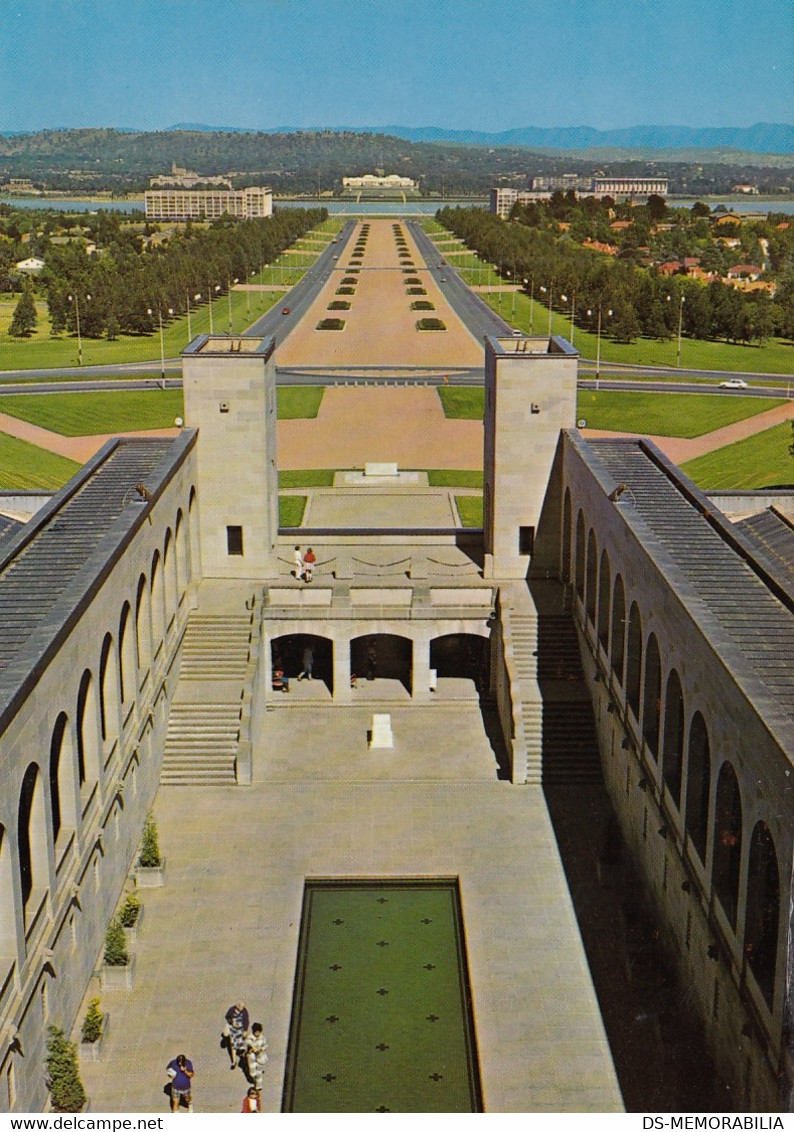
[77,701,622,1113]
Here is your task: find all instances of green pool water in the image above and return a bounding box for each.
[282,878,482,1113]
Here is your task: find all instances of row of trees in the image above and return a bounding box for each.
[39,208,327,340]
[437,206,794,347]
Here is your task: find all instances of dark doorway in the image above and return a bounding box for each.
[351,634,412,694]
[430,633,489,696]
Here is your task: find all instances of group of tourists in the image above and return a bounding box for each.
[164,1000,268,1113]
[273,645,314,693]
[292,546,316,582]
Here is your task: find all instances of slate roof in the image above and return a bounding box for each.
[587,438,794,725]
[0,514,22,544]
[0,435,193,728]
[734,509,794,594]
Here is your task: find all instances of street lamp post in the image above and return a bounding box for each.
[228,278,238,335]
[677,294,686,368]
[148,306,173,390]
[207,283,220,334]
[561,292,576,345]
[67,292,90,366]
[186,291,201,344]
[587,305,612,391]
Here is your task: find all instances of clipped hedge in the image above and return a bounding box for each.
[327,301,351,310]
[416,318,446,331]
[317,319,346,330]
[411,301,435,310]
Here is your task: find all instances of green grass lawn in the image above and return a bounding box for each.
[681,422,794,489]
[437,385,782,439]
[427,469,483,487]
[283,881,480,1113]
[279,469,336,488]
[0,390,184,435]
[576,391,784,438]
[279,495,307,527]
[455,496,483,527]
[0,432,80,489]
[276,387,324,419]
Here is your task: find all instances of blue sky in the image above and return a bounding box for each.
[0,0,791,133]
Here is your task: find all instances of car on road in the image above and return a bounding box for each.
[439,277,446,283]
[718,378,749,389]
[281,307,291,315]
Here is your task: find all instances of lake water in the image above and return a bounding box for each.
[2,195,793,216]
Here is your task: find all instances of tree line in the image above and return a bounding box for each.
[37,208,327,340]
[437,206,794,347]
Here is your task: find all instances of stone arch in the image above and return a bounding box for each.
[684,711,710,863]
[430,633,489,694]
[150,549,166,658]
[118,601,135,707]
[49,713,77,844]
[574,510,586,602]
[745,821,780,1010]
[662,669,685,808]
[175,509,188,601]
[135,573,152,678]
[713,761,742,930]
[641,634,661,761]
[610,574,626,683]
[76,670,100,789]
[163,528,178,633]
[17,764,47,914]
[271,633,333,694]
[597,549,611,652]
[562,488,572,583]
[625,602,643,719]
[99,632,120,749]
[0,824,15,955]
[188,486,200,583]
[585,530,598,625]
[351,633,413,695]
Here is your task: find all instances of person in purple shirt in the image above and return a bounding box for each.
[166,1053,194,1112]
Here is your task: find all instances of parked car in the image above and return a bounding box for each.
[282,307,291,315]
[719,378,748,389]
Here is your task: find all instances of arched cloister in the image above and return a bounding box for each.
[271,633,334,694]
[597,549,611,653]
[641,634,661,761]
[610,574,626,683]
[662,669,685,808]
[175,509,188,601]
[187,486,200,584]
[713,761,743,930]
[625,602,643,719]
[17,764,47,916]
[49,713,77,845]
[351,633,413,694]
[150,550,166,659]
[745,821,780,1010]
[118,602,135,707]
[430,633,489,694]
[163,528,178,633]
[76,670,100,789]
[585,530,598,626]
[684,711,711,863]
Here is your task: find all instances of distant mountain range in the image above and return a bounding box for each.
[164,122,793,154]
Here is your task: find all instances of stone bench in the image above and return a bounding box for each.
[369,713,394,749]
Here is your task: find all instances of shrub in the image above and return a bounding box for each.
[327,301,351,310]
[416,318,446,331]
[317,319,345,330]
[408,287,427,295]
[81,998,104,1044]
[104,916,129,966]
[411,301,435,310]
[46,1025,87,1112]
[342,276,357,284]
[138,814,162,868]
[336,287,355,295]
[404,277,421,285]
[118,891,141,928]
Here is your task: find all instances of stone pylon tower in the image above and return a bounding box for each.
[483,335,578,579]
[182,335,279,577]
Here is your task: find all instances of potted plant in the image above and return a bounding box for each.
[46,1025,87,1112]
[118,890,143,943]
[134,814,165,887]
[79,998,109,1062]
[100,916,135,989]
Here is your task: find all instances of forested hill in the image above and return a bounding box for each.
[0,127,791,197]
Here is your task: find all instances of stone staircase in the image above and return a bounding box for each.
[507,611,543,785]
[161,613,254,786]
[536,612,602,786]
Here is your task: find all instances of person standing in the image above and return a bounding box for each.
[303,547,316,582]
[165,1053,194,1113]
[297,646,314,681]
[292,546,304,581]
[223,1001,250,1070]
[246,1023,268,1091]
